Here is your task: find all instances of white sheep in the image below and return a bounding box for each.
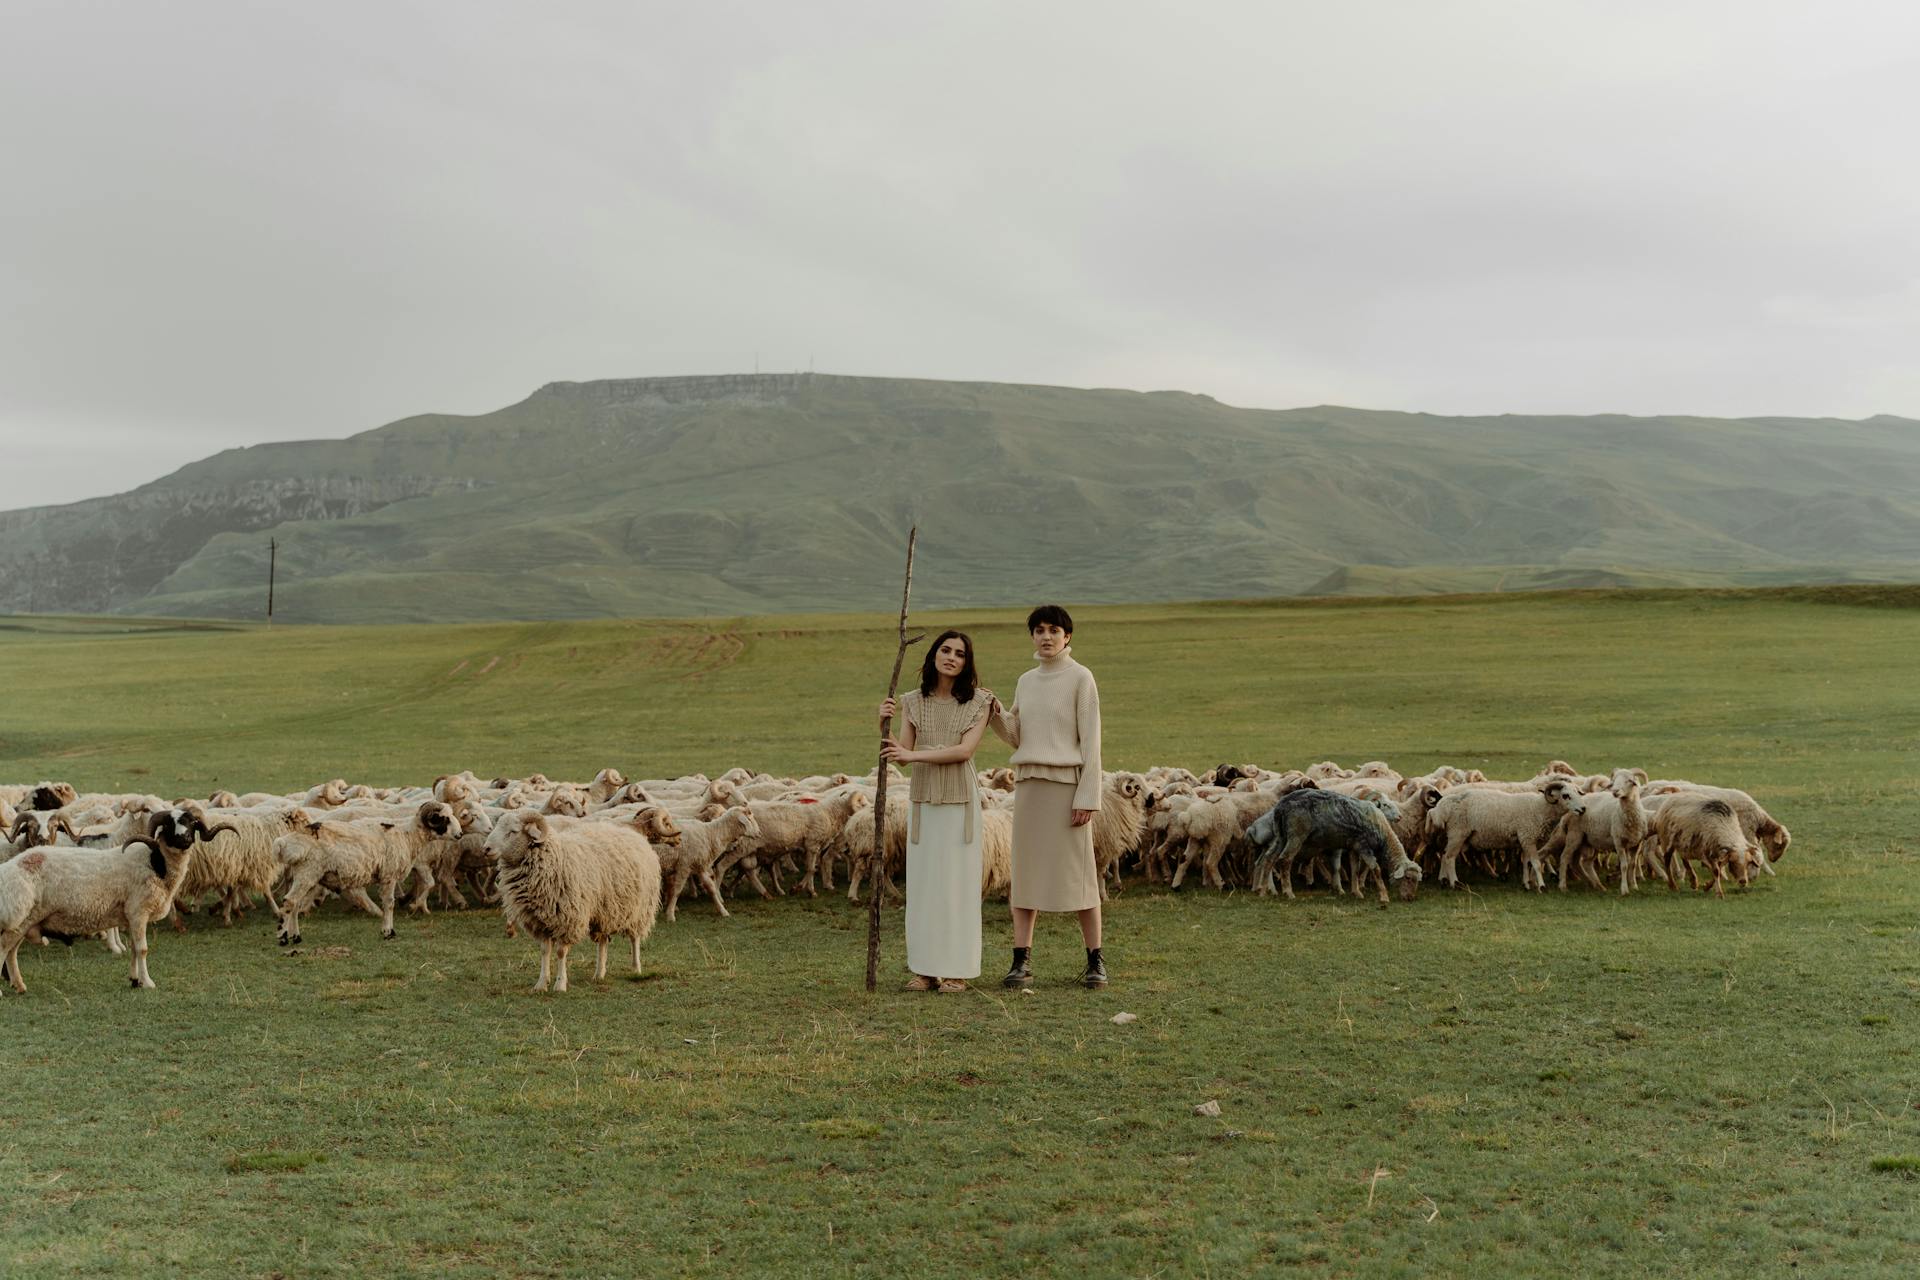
[661,808,761,921]
[1,806,232,991]
[1649,794,1752,897]
[487,810,663,992]
[1542,769,1652,894]
[274,801,460,944]
[1425,778,1587,890]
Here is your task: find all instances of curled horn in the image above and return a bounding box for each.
[7,813,32,845]
[52,813,81,843]
[200,820,240,841]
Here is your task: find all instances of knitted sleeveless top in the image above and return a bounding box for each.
[899,689,992,804]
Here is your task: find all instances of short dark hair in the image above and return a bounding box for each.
[919,629,979,703]
[1026,604,1073,635]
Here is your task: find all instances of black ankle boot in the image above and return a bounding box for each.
[1080,948,1108,988]
[1002,947,1033,988]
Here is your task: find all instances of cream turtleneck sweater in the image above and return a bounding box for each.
[992,646,1103,811]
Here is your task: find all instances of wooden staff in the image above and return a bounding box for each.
[868,526,924,993]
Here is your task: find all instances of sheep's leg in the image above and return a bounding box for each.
[278,869,324,944]
[378,883,398,939]
[104,928,125,955]
[533,939,552,991]
[1,931,25,993]
[594,940,609,980]
[1553,829,1584,892]
[700,870,731,918]
[552,943,572,992]
[1374,862,1390,907]
[800,849,821,898]
[128,916,154,989]
[1279,854,1297,901]
[663,866,687,922]
[1439,833,1467,888]
[1169,838,1203,890]
[745,862,774,900]
[630,932,643,976]
[1201,837,1232,890]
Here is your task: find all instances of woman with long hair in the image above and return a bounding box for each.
[878,629,993,992]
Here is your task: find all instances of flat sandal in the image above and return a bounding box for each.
[936,978,969,994]
[903,974,936,992]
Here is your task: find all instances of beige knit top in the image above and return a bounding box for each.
[899,688,993,805]
[990,647,1104,811]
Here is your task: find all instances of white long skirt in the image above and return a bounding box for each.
[905,793,984,979]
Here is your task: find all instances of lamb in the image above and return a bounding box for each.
[1246,789,1422,905]
[541,784,591,818]
[1542,768,1652,894]
[274,801,460,944]
[1425,778,1586,890]
[1649,794,1751,897]
[661,807,761,921]
[1170,783,1308,890]
[2,806,233,991]
[585,768,629,805]
[789,788,871,897]
[486,810,663,992]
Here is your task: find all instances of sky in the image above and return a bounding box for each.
[4,0,1918,507]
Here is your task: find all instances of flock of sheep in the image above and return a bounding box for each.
[0,757,1790,994]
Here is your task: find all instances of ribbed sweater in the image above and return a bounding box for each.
[993,647,1103,812]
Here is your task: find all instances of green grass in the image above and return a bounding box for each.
[3,588,1919,1277]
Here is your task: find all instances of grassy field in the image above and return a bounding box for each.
[3,588,1919,1277]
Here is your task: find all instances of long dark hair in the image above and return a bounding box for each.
[919,629,979,703]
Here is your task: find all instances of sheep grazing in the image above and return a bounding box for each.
[485,810,663,992]
[1247,789,1421,905]
[1650,795,1752,897]
[274,801,460,944]
[1542,768,1651,895]
[1644,781,1791,875]
[1425,778,1586,890]
[1,806,233,991]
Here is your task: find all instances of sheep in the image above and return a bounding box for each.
[274,801,460,944]
[486,810,663,992]
[979,807,1015,898]
[1,806,233,991]
[1170,783,1308,890]
[26,782,79,811]
[541,784,591,818]
[1649,795,1751,897]
[166,801,296,928]
[1425,778,1587,890]
[7,810,80,855]
[1643,781,1791,874]
[300,779,352,809]
[0,852,45,989]
[790,788,871,896]
[585,768,629,805]
[844,793,909,904]
[1091,773,1151,896]
[661,808,761,921]
[1542,769,1652,894]
[1246,789,1422,905]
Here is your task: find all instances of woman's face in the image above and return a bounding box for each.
[1032,623,1069,657]
[934,636,969,678]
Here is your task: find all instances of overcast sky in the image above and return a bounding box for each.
[5,1,1918,507]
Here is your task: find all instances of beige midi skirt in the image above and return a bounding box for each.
[1011,778,1100,912]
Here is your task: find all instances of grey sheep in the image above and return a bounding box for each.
[1247,789,1422,906]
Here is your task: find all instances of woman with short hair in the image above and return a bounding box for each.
[988,604,1107,989]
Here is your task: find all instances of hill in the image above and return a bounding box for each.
[3,373,1918,622]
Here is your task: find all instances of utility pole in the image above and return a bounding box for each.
[267,537,276,627]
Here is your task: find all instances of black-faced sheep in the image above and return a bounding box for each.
[274,801,460,944]
[1,806,233,991]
